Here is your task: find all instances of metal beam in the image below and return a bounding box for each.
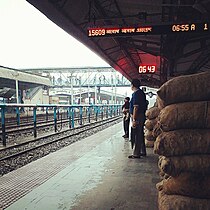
[187,44,210,74]
[20,67,115,73]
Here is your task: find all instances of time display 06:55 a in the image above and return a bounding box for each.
[139,65,156,73]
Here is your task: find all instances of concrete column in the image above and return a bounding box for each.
[71,74,73,105]
[95,85,97,104]
[16,79,19,103]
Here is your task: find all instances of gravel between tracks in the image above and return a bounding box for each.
[0,117,121,176]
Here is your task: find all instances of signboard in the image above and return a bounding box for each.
[139,65,157,74]
[88,23,209,37]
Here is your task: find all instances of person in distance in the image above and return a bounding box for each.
[122,97,130,138]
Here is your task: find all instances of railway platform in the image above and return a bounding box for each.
[0,122,159,210]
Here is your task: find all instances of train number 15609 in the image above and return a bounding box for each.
[88,29,106,36]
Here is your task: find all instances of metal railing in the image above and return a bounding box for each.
[0,104,122,146]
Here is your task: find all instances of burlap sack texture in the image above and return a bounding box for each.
[157,71,210,106]
[145,119,157,131]
[145,107,160,120]
[156,173,210,199]
[158,155,210,176]
[145,130,156,141]
[156,101,210,131]
[145,106,160,147]
[158,191,210,210]
[156,96,165,110]
[155,72,210,209]
[145,139,154,148]
[154,130,210,156]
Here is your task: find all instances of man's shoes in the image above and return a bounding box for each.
[128,155,141,159]
[122,134,129,138]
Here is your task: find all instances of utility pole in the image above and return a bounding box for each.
[71,73,74,105]
[114,71,117,104]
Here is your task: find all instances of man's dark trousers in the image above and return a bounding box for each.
[131,114,146,156]
[123,117,130,137]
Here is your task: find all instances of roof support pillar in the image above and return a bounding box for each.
[16,79,19,103]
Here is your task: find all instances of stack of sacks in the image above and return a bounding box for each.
[145,106,160,147]
[153,71,210,210]
[156,95,166,110]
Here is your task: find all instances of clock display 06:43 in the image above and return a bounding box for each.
[139,65,156,73]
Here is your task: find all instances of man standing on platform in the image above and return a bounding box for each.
[122,97,130,138]
[128,79,147,158]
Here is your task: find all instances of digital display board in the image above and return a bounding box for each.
[88,23,209,37]
[139,65,157,74]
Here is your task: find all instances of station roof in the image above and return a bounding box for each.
[27,0,210,88]
[0,66,51,97]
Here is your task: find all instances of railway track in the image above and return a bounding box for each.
[2,116,56,128]
[0,114,103,144]
[2,112,57,126]
[1,112,80,128]
[0,116,121,176]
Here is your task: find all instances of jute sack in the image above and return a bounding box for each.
[145,139,154,148]
[157,101,210,131]
[145,119,157,131]
[154,130,210,156]
[153,122,162,138]
[156,173,210,199]
[145,130,156,141]
[156,95,165,110]
[158,155,210,176]
[157,71,210,106]
[145,107,160,120]
[159,171,170,179]
[158,191,210,210]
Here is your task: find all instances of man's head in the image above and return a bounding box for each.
[131,79,141,91]
[124,97,130,102]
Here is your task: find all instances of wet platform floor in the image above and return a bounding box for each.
[2,122,160,210]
